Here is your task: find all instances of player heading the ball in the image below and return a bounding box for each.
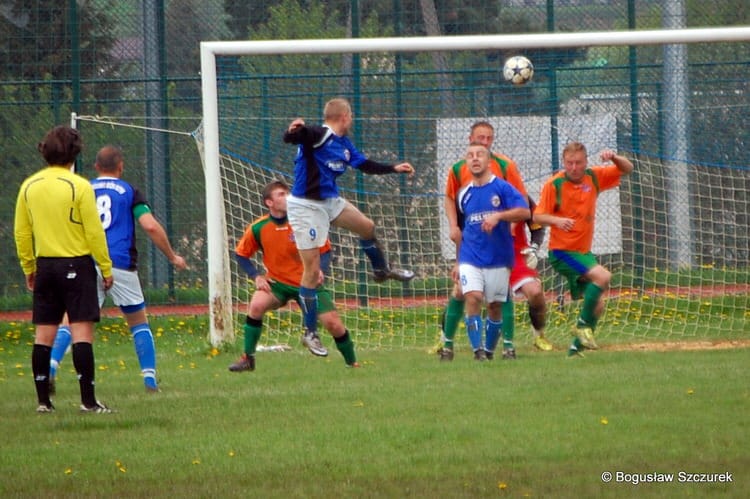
[283,97,415,350]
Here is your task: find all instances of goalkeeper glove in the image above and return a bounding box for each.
[520,243,540,270]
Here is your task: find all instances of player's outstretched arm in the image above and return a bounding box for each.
[283,119,329,146]
[393,162,415,176]
[138,212,187,270]
[600,150,634,175]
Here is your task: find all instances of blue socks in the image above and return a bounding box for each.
[299,286,318,333]
[485,318,502,353]
[465,315,483,351]
[360,239,387,271]
[50,323,159,390]
[132,323,157,389]
[50,325,72,377]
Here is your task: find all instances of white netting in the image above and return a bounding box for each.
[200,30,749,348]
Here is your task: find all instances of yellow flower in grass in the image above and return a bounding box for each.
[64,467,73,475]
[600,417,609,425]
[687,388,694,395]
[116,460,127,473]
[498,481,507,490]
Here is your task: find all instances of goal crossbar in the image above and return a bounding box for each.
[201,27,750,56]
[200,27,750,346]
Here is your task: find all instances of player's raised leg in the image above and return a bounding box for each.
[333,201,414,283]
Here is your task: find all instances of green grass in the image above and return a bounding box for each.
[1,316,748,498]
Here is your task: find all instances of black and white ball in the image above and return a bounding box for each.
[503,55,534,86]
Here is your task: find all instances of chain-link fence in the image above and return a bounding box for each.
[1,1,748,310]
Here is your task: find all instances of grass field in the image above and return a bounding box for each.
[1,315,748,498]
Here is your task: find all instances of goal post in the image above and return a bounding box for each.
[200,27,750,347]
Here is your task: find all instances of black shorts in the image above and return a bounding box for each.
[32,256,101,325]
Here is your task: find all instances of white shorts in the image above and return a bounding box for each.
[458,264,511,303]
[286,194,347,250]
[97,267,145,308]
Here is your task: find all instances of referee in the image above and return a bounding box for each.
[14,125,114,414]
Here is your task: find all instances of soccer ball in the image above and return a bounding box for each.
[503,55,534,86]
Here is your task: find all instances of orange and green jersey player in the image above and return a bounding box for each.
[534,165,623,254]
[235,214,331,287]
[445,151,528,203]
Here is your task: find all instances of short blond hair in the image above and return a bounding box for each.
[562,141,587,159]
[323,98,351,121]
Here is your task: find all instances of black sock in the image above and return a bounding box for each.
[32,344,52,405]
[72,342,97,407]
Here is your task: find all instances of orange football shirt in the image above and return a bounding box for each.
[445,152,528,201]
[235,215,331,287]
[535,165,623,253]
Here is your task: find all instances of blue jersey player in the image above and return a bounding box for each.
[50,145,187,393]
[456,143,530,361]
[283,97,415,355]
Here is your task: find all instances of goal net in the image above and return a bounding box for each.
[199,28,750,349]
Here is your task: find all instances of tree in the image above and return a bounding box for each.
[0,0,118,82]
[165,0,231,104]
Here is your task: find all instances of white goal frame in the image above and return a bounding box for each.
[199,27,750,346]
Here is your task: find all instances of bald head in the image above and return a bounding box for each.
[95,145,124,175]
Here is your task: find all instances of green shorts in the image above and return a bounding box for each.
[548,249,598,300]
[270,280,335,314]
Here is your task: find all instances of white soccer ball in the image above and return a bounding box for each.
[503,55,534,86]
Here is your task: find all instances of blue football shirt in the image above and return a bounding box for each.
[457,175,528,268]
[289,125,368,199]
[91,176,148,270]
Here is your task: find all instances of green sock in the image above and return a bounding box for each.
[243,317,263,356]
[579,283,603,329]
[501,299,515,344]
[334,330,357,365]
[568,337,583,355]
[442,297,465,348]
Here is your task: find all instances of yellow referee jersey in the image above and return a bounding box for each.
[14,166,113,278]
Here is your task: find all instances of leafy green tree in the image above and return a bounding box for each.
[0,1,118,82]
